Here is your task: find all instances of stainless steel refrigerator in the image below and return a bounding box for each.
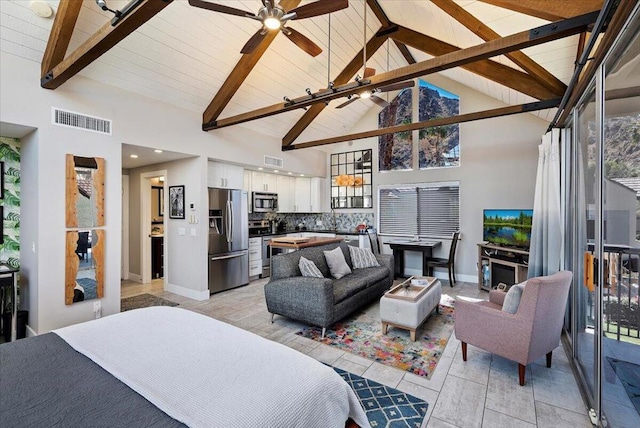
[208,188,249,294]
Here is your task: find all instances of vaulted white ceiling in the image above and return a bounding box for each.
[1,0,589,147]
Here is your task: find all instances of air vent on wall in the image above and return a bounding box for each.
[52,107,112,135]
[264,155,283,168]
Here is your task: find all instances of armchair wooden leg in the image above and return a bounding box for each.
[461,342,467,361]
[518,364,526,386]
[546,351,552,368]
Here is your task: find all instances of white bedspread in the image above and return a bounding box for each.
[54,306,369,428]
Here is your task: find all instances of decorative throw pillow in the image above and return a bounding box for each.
[323,247,352,279]
[348,245,380,269]
[502,281,527,314]
[299,256,323,278]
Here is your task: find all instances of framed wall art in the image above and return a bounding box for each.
[169,185,185,219]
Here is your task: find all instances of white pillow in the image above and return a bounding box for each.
[299,256,323,278]
[323,247,352,279]
[348,245,380,269]
[502,281,527,314]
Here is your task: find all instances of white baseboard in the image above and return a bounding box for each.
[166,282,209,301]
[127,272,142,283]
[26,325,37,338]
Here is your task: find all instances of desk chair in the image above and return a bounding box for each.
[425,230,460,286]
[366,229,382,255]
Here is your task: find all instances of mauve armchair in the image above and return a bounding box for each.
[454,270,573,385]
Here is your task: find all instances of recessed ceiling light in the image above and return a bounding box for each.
[130,154,138,159]
[273,170,279,173]
[30,1,53,18]
[258,167,263,170]
[300,174,305,177]
[154,149,163,153]
[287,172,292,175]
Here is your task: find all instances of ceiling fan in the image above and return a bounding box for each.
[188,0,348,57]
[335,68,415,109]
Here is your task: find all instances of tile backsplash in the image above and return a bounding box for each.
[249,211,374,233]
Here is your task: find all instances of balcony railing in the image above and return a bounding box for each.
[603,246,639,342]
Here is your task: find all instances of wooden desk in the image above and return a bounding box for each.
[387,240,442,279]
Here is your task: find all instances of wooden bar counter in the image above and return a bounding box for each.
[267,236,343,250]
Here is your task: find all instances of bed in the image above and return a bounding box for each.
[0,306,369,427]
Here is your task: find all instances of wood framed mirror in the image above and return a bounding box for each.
[65,155,105,305]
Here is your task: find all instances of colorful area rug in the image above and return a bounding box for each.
[607,356,640,414]
[121,293,178,312]
[334,366,428,428]
[298,297,455,378]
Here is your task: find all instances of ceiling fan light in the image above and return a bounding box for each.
[264,17,281,30]
[359,91,372,99]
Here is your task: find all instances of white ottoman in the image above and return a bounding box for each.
[380,279,442,341]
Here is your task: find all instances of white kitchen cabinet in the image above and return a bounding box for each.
[249,237,262,278]
[294,177,311,212]
[243,170,252,192]
[251,171,277,193]
[208,162,243,189]
[310,177,328,212]
[276,175,295,212]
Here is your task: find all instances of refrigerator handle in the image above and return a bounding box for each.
[210,251,247,261]
[226,200,232,243]
[229,199,234,243]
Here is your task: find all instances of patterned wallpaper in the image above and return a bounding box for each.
[0,137,20,269]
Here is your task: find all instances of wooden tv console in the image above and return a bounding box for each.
[477,243,529,291]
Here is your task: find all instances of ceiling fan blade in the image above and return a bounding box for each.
[188,0,255,18]
[336,96,359,109]
[240,29,267,54]
[377,80,416,93]
[364,67,376,79]
[370,95,389,108]
[288,0,348,20]
[282,27,322,57]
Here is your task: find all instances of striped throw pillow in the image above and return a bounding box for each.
[348,245,380,269]
[299,256,324,278]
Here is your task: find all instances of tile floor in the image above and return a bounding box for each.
[121,278,592,428]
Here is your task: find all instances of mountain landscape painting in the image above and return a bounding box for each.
[418,80,460,168]
[378,87,413,171]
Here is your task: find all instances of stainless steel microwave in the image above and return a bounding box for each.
[252,192,278,212]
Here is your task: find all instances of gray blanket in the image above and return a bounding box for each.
[0,333,184,427]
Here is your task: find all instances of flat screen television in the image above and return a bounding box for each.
[483,209,533,249]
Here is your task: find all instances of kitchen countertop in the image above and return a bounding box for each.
[249,229,369,238]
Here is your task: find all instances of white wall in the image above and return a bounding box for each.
[325,74,550,281]
[0,51,329,333]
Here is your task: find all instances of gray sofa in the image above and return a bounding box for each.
[265,242,394,336]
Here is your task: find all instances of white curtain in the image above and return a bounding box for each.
[528,128,563,278]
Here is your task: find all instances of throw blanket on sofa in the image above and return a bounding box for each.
[55,306,369,428]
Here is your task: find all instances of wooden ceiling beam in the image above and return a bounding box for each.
[476,0,603,22]
[367,0,417,64]
[41,0,173,89]
[392,26,561,99]
[394,41,417,64]
[286,98,561,150]
[202,0,301,125]
[40,0,83,77]
[431,0,566,95]
[281,27,389,147]
[557,0,637,125]
[205,12,597,131]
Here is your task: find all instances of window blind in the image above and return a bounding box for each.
[379,188,418,235]
[379,182,459,237]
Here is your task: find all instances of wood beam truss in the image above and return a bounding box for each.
[40,0,83,77]
[202,0,301,125]
[41,0,174,89]
[476,0,603,22]
[430,0,566,95]
[286,98,561,150]
[203,12,596,132]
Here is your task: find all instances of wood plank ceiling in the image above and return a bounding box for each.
[1,0,606,150]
